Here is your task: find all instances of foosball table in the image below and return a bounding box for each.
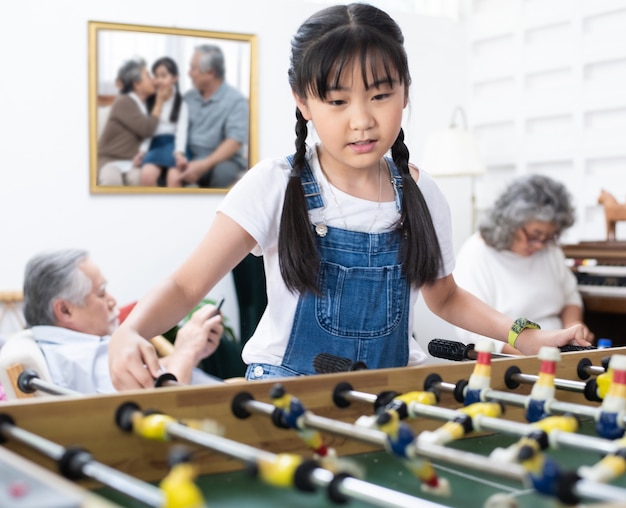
[1,345,626,508]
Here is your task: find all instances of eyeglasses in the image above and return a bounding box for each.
[520,226,559,246]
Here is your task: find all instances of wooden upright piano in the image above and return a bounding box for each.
[561,241,626,345]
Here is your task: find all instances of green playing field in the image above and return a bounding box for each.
[98,419,625,508]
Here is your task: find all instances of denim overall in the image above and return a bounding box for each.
[246,155,408,380]
[143,134,176,168]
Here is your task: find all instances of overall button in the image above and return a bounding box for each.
[253,366,264,378]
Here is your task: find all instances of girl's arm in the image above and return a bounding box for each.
[421,274,592,355]
[150,85,170,120]
[422,274,511,341]
[173,101,189,170]
[108,213,257,390]
[174,101,189,155]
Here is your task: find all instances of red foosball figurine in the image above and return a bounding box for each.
[526,347,560,423]
[595,354,626,440]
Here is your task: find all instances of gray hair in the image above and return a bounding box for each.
[195,44,225,79]
[23,248,92,327]
[479,174,575,250]
[117,57,147,94]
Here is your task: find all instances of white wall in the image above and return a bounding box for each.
[415,0,626,364]
[466,0,626,242]
[0,0,465,338]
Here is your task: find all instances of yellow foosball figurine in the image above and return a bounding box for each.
[159,446,207,508]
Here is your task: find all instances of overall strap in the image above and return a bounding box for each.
[285,154,324,211]
[385,156,404,213]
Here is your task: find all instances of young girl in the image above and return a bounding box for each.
[140,57,189,187]
[109,3,591,390]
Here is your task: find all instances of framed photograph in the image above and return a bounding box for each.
[88,21,258,194]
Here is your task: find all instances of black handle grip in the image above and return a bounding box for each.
[427,338,475,362]
[558,345,596,352]
[313,353,368,373]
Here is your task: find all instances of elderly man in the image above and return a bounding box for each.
[177,44,249,188]
[22,248,224,393]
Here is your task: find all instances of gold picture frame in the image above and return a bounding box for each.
[88,21,258,194]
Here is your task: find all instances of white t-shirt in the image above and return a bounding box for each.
[453,233,582,352]
[31,326,222,394]
[218,146,456,367]
[31,325,116,394]
[139,95,189,154]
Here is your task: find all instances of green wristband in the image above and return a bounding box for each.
[508,318,540,348]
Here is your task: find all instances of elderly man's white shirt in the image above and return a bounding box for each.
[31,325,115,394]
[30,326,222,394]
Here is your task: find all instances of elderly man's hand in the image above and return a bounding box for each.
[175,303,224,360]
[159,303,224,384]
[180,159,209,184]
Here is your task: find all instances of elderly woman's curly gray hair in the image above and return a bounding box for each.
[117,57,147,94]
[479,174,575,251]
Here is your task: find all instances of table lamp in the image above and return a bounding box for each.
[421,106,486,231]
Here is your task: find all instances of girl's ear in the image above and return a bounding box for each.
[292,91,312,121]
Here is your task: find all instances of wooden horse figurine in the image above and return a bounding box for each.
[598,189,626,241]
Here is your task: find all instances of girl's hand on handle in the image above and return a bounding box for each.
[563,323,595,347]
[564,321,595,344]
[108,329,162,390]
[514,324,592,356]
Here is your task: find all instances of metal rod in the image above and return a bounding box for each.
[472,388,528,407]
[1,423,66,460]
[243,396,390,447]
[431,379,608,422]
[80,462,164,506]
[434,381,458,394]
[548,430,619,455]
[340,384,620,458]
[584,365,605,377]
[407,404,459,421]
[510,372,586,393]
[159,412,446,508]
[27,377,80,396]
[241,396,528,484]
[341,389,378,405]
[575,478,626,502]
[544,399,599,419]
[334,475,453,508]
[414,441,527,482]
[0,421,163,507]
[470,414,533,436]
[302,412,388,447]
[167,421,276,465]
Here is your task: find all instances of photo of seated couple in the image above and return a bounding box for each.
[96,42,249,189]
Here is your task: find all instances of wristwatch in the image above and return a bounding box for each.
[508,317,541,348]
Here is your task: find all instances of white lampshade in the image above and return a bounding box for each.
[421,107,486,177]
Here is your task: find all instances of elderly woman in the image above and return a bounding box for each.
[97,58,169,186]
[453,174,594,354]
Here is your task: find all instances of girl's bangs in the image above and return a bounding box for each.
[307,35,407,99]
